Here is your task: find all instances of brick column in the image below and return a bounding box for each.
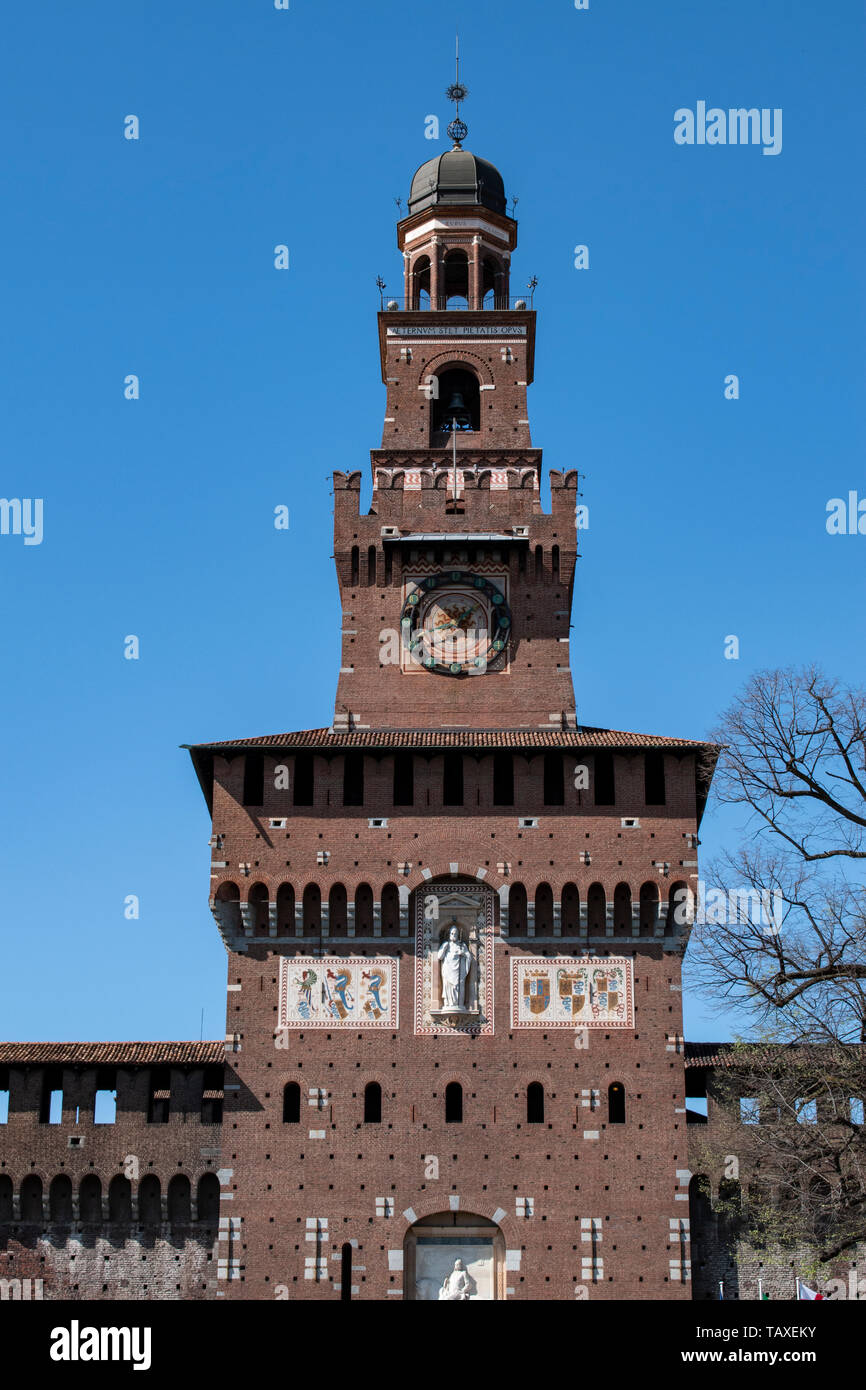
[470,236,482,309]
[398,885,410,937]
[429,239,441,309]
[498,884,509,937]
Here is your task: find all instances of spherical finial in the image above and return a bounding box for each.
[447,117,468,148]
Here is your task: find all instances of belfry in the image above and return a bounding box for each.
[186,85,717,1301]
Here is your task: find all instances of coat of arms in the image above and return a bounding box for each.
[556,968,587,1015]
[590,967,624,1020]
[523,972,551,1015]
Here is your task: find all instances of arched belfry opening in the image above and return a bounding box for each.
[403,1211,505,1300]
[442,248,470,308]
[411,254,431,310]
[481,253,507,308]
[432,367,480,438]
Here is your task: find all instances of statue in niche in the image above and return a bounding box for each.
[438,923,471,1010]
[438,1258,473,1301]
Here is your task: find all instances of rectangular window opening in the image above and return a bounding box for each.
[493,752,514,806]
[94,1067,118,1124]
[243,752,265,806]
[543,751,565,806]
[293,752,314,806]
[39,1067,64,1125]
[594,752,615,806]
[393,752,414,807]
[147,1066,171,1125]
[645,751,666,806]
[343,752,365,807]
[443,752,464,807]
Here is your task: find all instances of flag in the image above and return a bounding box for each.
[796,1279,823,1301]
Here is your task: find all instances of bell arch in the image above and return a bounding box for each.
[431,366,480,436]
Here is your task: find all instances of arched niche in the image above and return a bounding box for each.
[403,1210,505,1301]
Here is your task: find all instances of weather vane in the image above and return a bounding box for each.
[446,33,468,148]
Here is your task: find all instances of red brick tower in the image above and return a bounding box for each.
[188,111,716,1301]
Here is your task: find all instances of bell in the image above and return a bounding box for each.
[442,390,473,432]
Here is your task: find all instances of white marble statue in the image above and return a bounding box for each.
[438,925,471,1010]
[438,1259,471,1301]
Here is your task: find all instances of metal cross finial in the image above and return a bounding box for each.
[446,33,469,148]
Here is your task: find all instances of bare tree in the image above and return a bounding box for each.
[692,666,866,1042]
[688,667,866,1262]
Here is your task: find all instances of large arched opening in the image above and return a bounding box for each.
[403,1210,505,1301]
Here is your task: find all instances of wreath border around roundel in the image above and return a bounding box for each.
[400,570,512,677]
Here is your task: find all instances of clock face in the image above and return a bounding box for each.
[401,571,511,676]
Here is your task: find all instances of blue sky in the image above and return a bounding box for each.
[1,0,863,1043]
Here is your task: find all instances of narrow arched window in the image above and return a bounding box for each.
[20,1174,43,1222]
[350,546,359,586]
[445,1081,463,1123]
[167,1174,191,1227]
[196,1173,220,1225]
[527,1081,545,1123]
[283,1081,300,1123]
[608,1082,626,1124]
[363,1081,382,1123]
[341,1242,353,1301]
[138,1174,161,1227]
[367,545,377,586]
[49,1174,73,1224]
[108,1174,132,1224]
[79,1174,102,1224]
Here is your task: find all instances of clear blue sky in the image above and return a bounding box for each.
[1,0,863,1043]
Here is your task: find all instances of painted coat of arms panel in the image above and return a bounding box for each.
[278,956,398,1029]
[511,957,634,1028]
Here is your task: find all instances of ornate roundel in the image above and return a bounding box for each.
[400,571,511,676]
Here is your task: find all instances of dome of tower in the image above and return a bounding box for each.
[407,148,507,216]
